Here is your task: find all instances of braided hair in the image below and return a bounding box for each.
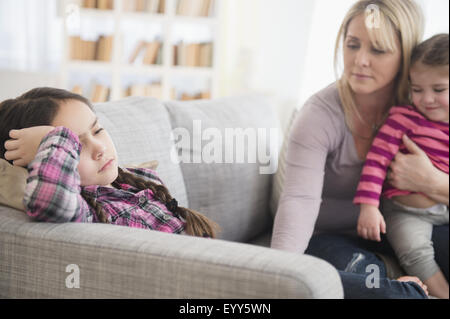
[83,167,220,238]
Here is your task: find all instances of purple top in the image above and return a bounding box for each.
[271,83,366,253]
[24,126,185,234]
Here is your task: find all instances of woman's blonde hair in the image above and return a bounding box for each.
[334,0,424,131]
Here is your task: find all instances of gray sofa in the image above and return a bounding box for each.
[0,95,343,299]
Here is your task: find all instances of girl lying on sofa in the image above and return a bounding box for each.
[0,87,219,238]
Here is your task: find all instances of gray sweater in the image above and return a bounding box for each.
[271,83,365,253]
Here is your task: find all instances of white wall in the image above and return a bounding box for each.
[218,0,315,129]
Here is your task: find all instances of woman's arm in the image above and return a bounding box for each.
[271,101,341,254]
[389,135,449,205]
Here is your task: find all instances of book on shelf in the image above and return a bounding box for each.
[71,85,83,95]
[143,42,161,65]
[82,0,96,8]
[96,35,114,61]
[122,0,165,13]
[125,83,163,99]
[82,0,114,10]
[129,41,162,65]
[180,91,211,100]
[91,84,110,102]
[174,42,213,67]
[177,0,213,17]
[128,40,147,63]
[69,35,113,62]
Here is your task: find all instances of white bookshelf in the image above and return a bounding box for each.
[61,0,222,102]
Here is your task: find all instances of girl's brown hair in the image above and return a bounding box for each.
[0,87,219,238]
[411,33,449,68]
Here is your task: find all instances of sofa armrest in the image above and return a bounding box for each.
[0,207,343,299]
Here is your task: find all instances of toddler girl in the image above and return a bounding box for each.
[354,34,449,299]
[0,87,219,238]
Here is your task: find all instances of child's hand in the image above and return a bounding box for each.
[357,204,386,242]
[4,126,55,167]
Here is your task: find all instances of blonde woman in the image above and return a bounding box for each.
[272,0,448,298]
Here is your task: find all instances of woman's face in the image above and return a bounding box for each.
[343,14,402,96]
[51,99,119,187]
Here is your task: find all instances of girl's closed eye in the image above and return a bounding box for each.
[94,127,104,135]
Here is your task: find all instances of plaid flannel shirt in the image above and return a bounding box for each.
[24,126,185,234]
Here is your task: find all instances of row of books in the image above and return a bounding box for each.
[72,84,110,103]
[69,35,113,61]
[125,86,211,100]
[174,42,213,67]
[82,0,114,10]
[179,91,211,100]
[123,0,166,13]
[129,41,163,65]
[124,83,163,99]
[71,83,211,102]
[176,0,214,17]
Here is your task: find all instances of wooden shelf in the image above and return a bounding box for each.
[62,0,221,102]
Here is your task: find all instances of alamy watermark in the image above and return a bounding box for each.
[65,264,80,289]
[365,4,381,29]
[365,264,380,289]
[170,120,280,175]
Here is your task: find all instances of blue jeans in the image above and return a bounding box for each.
[305,226,449,299]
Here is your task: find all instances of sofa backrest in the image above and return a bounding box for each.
[165,95,280,242]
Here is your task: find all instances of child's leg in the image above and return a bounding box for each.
[383,200,449,299]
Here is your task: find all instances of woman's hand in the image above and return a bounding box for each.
[388,135,434,192]
[357,204,386,242]
[388,135,449,205]
[4,126,55,167]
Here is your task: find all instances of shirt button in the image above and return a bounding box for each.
[163,215,171,221]
[139,196,146,204]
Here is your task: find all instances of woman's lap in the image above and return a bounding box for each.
[305,232,394,275]
[304,227,448,299]
[306,225,448,277]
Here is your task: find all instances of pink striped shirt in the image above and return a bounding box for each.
[354,105,449,207]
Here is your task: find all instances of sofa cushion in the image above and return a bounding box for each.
[165,95,280,242]
[95,97,188,208]
[0,159,27,211]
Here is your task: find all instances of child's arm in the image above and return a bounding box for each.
[20,127,91,222]
[354,113,408,207]
[354,113,408,241]
[357,204,386,242]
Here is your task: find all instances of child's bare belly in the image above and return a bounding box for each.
[392,193,438,209]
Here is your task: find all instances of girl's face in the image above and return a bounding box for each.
[410,63,449,123]
[343,14,402,96]
[52,99,119,186]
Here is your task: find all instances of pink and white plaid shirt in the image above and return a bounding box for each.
[24,126,185,234]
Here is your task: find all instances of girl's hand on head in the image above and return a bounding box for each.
[4,126,55,167]
[357,204,386,242]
